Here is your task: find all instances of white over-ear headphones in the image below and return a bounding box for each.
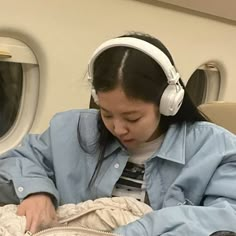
[88,37,184,116]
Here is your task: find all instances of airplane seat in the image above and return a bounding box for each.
[198,102,236,135]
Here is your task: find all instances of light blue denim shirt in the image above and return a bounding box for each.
[1,109,236,236]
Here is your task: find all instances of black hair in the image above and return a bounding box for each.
[88,32,208,185]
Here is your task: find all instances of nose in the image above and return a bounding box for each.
[113,119,128,136]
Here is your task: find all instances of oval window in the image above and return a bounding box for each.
[0,62,23,137]
[186,63,221,106]
[0,37,39,154]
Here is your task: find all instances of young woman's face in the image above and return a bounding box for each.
[97,87,162,150]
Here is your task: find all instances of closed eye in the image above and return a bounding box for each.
[125,118,141,123]
[103,115,113,119]
[101,112,113,119]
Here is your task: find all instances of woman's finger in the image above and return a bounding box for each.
[29,216,40,234]
[17,205,32,232]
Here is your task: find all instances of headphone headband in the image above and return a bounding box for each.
[88,37,180,84]
[88,37,184,116]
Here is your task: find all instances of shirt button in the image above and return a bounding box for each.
[17,186,24,192]
[114,163,120,169]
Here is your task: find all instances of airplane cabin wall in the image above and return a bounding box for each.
[0,0,235,134]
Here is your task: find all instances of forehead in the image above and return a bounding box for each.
[97,87,156,113]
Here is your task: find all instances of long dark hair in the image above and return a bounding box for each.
[88,32,208,185]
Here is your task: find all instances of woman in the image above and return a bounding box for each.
[0,32,236,236]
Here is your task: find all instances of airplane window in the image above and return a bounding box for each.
[0,62,23,137]
[186,64,221,106]
[0,37,39,155]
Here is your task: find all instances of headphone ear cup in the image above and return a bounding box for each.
[159,85,184,116]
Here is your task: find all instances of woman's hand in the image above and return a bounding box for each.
[17,193,58,234]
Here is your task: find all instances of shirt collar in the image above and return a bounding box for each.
[153,123,187,165]
[104,139,122,157]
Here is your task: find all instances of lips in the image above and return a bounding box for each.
[116,135,134,144]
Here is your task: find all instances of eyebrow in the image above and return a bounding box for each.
[100,106,140,115]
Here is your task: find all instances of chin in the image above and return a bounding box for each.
[123,141,140,151]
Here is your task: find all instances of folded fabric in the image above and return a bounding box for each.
[0,196,152,236]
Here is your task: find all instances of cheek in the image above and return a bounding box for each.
[155,114,161,127]
[147,114,160,128]
[137,116,160,136]
[129,120,151,135]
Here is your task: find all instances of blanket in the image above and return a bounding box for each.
[0,197,152,236]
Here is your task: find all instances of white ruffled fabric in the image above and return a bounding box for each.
[0,204,26,236]
[0,197,152,236]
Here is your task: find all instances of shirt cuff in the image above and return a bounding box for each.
[12,177,59,206]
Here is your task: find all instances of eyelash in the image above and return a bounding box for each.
[102,115,112,119]
[126,118,140,123]
[102,115,140,123]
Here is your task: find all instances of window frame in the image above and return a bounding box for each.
[0,37,39,154]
